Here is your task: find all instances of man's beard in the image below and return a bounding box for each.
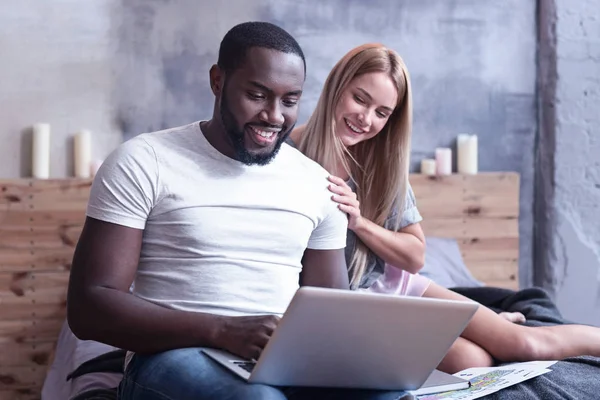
[220,90,293,166]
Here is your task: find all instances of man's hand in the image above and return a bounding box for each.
[217,315,281,360]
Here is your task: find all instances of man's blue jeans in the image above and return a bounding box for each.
[118,348,411,400]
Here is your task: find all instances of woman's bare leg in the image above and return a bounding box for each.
[437,337,493,373]
[423,282,600,371]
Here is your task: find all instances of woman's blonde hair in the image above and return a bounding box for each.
[296,43,412,288]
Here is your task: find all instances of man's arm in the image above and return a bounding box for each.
[67,217,229,354]
[299,248,349,289]
[67,138,278,360]
[68,217,279,360]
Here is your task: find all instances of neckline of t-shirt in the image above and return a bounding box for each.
[194,120,255,169]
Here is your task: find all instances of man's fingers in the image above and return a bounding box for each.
[248,345,262,361]
[255,332,271,349]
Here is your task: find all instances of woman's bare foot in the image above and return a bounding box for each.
[499,311,526,324]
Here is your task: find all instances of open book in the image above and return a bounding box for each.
[410,370,471,396]
[411,361,557,400]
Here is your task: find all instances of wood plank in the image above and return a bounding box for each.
[410,176,464,200]
[0,366,46,391]
[420,218,518,239]
[458,238,519,288]
[0,181,30,228]
[0,389,40,400]
[0,179,89,226]
[0,272,68,320]
[1,210,87,227]
[410,172,519,195]
[0,319,64,344]
[0,342,55,367]
[459,238,520,262]
[0,303,66,321]
[411,172,519,220]
[0,226,83,250]
[468,262,518,284]
[462,172,520,194]
[0,181,33,206]
[417,197,518,219]
[463,259,519,275]
[0,248,74,273]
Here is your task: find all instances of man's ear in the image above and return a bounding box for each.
[209,64,224,96]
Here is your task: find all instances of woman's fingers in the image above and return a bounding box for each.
[332,194,353,206]
[327,175,346,186]
[338,203,360,217]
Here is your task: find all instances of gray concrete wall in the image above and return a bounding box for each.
[548,0,600,326]
[113,0,538,288]
[0,1,123,178]
[0,1,537,286]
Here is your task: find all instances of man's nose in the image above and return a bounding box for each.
[261,101,284,127]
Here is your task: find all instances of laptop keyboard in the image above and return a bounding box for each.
[233,361,256,373]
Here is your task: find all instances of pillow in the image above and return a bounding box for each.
[420,237,483,288]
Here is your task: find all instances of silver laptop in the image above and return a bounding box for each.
[203,286,478,393]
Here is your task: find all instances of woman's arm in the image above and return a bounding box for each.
[327,175,426,274]
[352,219,425,274]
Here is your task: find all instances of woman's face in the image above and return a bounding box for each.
[334,72,398,147]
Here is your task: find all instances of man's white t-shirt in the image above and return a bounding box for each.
[87,121,348,318]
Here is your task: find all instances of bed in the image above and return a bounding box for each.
[1,173,598,399]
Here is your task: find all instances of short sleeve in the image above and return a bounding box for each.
[86,137,160,230]
[385,182,423,231]
[307,198,348,250]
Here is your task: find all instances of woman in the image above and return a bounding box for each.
[289,43,600,374]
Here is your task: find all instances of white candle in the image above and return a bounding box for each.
[420,159,436,176]
[435,148,452,175]
[32,123,51,179]
[74,130,92,178]
[457,134,478,174]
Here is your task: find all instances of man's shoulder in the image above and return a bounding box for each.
[110,122,200,161]
[279,142,330,179]
[134,121,199,149]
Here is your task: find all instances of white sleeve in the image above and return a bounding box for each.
[307,198,348,250]
[86,137,160,230]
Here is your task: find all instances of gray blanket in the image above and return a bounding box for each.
[451,286,600,399]
[69,287,600,399]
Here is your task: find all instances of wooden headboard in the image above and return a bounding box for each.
[0,172,519,398]
[410,172,519,289]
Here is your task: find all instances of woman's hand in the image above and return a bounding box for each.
[327,175,364,231]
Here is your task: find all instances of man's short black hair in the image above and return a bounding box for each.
[217,21,306,75]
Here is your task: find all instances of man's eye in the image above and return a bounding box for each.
[248,92,265,100]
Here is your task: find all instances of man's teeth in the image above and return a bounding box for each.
[346,119,363,133]
[252,127,276,138]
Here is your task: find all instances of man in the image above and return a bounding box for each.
[67,22,407,399]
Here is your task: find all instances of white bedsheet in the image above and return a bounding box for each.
[41,321,122,400]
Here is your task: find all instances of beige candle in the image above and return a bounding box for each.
[74,130,92,178]
[32,123,51,179]
[457,134,478,174]
[420,159,436,176]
